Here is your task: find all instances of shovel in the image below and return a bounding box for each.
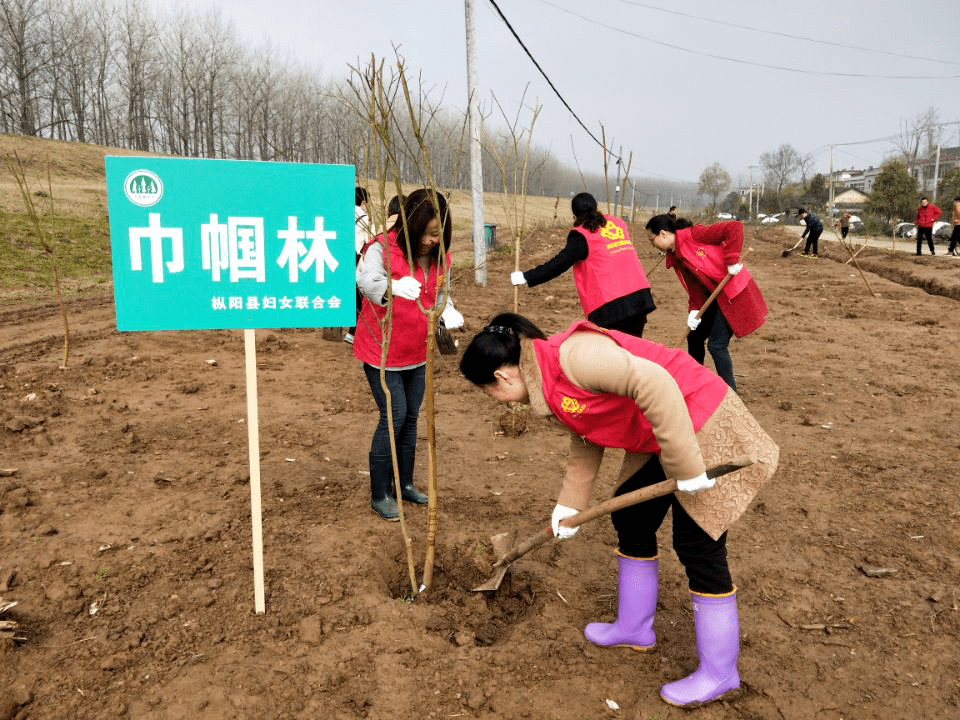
[782,236,804,257]
[473,455,754,592]
[675,248,753,347]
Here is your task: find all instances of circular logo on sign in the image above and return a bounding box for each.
[123,169,163,207]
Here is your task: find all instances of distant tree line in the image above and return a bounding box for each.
[0,0,701,206]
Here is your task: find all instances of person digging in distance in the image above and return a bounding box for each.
[459,312,778,708]
[797,208,823,258]
[353,189,461,519]
[644,214,766,391]
[511,192,655,337]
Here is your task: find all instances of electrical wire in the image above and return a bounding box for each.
[484,0,607,153]
[612,0,960,68]
[536,0,960,80]
[486,0,700,184]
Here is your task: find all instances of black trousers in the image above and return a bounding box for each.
[916,227,935,254]
[599,312,647,338]
[950,225,960,253]
[611,455,733,594]
[803,228,822,255]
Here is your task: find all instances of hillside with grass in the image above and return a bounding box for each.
[0,135,591,307]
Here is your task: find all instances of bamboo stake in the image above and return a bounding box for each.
[421,311,439,592]
[828,225,877,298]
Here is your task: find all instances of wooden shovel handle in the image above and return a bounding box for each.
[492,454,754,569]
[675,247,753,347]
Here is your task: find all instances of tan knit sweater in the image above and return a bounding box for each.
[519,332,707,510]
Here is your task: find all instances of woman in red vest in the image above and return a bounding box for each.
[459,312,778,708]
[511,192,655,337]
[644,215,766,391]
[354,189,455,519]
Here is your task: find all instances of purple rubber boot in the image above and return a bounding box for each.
[660,588,740,707]
[584,553,657,651]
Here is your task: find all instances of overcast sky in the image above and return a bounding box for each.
[148,0,960,186]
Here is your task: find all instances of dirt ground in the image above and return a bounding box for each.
[1,224,959,720]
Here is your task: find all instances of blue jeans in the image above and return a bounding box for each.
[686,303,736,391]
[362,364,425,458]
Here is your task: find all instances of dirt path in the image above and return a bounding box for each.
[1,224,959,720]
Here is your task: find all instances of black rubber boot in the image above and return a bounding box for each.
[369,454,399,520]
[399,447,428,504]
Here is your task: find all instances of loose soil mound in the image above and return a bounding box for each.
[1,224,959,720]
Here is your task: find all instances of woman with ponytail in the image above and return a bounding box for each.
[644,214,766,391]
[460,313,778,708]
[510,192,655,337]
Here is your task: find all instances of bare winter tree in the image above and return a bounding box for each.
[116,0,158,151]
[797,152,816,188]
[88,0,116,147]
[698,161,731,211]
[0,0,50,136]
[760,143,802,201]
[893,106,941,166]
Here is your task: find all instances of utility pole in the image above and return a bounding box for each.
[464,0,486,285]
[932,144,941,201]
[828,145,835,216]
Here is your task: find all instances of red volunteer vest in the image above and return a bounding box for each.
[668,223,766,338]
[571,215,650,316]
[532,322,728,453]
[353,234,447,367]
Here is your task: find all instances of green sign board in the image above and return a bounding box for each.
[105,156,355,331]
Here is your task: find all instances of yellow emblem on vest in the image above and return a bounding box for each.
[560,395,587,417]
[599,221,625,241]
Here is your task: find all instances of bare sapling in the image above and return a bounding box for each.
[395,57,465,594]
[6,152,71,368]
[481,87,541,313]
[348,53,465,595]
[347,56,419,596]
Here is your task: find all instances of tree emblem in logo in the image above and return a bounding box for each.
[124,170,163,207]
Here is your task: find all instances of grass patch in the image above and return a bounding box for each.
[0,210,113,306]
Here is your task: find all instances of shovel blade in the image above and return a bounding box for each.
[472,530,516,592]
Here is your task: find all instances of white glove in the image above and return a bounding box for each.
[687,310,702,331]
[440,305,464,330]
[676,472,716,493]
[391,276,421,301]
[511,271,527,286]
[551,504,579,539]
[726,263,743,276]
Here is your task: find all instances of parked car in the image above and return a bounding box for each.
[716,212,735,220]
[760,212,783,225]
[933,221,952,240]
[847,214,864,232]
[895,222,917,238]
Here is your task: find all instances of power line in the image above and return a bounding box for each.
[485,0,695,183]
[536,0,960,80]
[484,0,606,152]
[613,0,960,68]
